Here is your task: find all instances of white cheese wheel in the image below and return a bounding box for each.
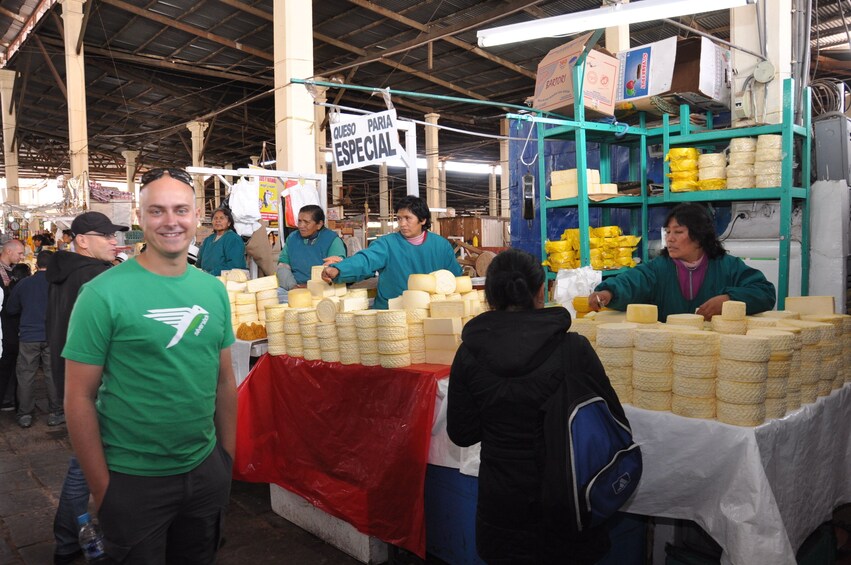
[765,376,787,399]
[303,348,321,361]
[611,384,633,405]
[570,318,598,340]
[632,370,673,392]
[378,326,408,341]
[430,270,457,294]
[673,375,715,398]
[754,310,800,320]
[719,334,771,362]
[716,400,765,426]
[671,331,720,356]
[777,320,826,345]
[596,346,633,368]
[745,329,794,352]
[728,151,756,165]
[716,379,766,404]
[729,137,757,152]
[265,320,284,336]
[455,276,473,294]
[633,350,673,373]
[764,397,787,419]
[358,339,378,355]
[357,327,378,341]
[606,366,632,386]
[800,383,819,403]
[284,334,303,348]
[596,323,638,348]
[407,323,425,339]
[626,304,658,324]
[302,336,320,350]
[339,351,361,366]
[336,312,355,326]
[267,345,288,357]
[288,289,313,308]
[721,301,747,321]
[786,390,801,411]
[698,166,726,180]
[315,323,338,340]
[300,323,317,338]
[360,353,381,366]
[711,316,747,335]
[287,347,304,359]
[320,350,341,363]
[672,354,716,379]
[408,336,426,352]
[378,339,409,355]
[402,290,431,311]
[716,358,768,383]
[408,274,437,293]
[316,297,341,323]
[671,395,715,419]
[632,389,671,411]
[267,333,286,348]
[406,308,430,324]
[745,316,778,329]
[354,310,379,328]
[410,350,427,364]
[665,314,705,330]
[377,309,407,327]
[380,352,411,369]
[634,328,674,352]
[767,359,791,378]
[698,153,726,168]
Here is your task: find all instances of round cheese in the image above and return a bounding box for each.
[320,350,341,363]
[380,352,411,369]
[632,370,673,392]
[300,323,317,338]
[721,301,747,321]
[430,270,457,294]
[672,331,720,356]
[302,336,320,350]
[672,354,716,379]
[360,353,381,366]
[698,153,726,168]
[406,308,430,324]
[786,390,801,411]
[730,137,757,152]
[671,395,715,419]
[765,376,787,399]
[408,273,437,293]
[711,316,747,335]
[256,288,279,302]
[358,327,378,342]
[596,323,639,348]
[358,340,379,355]
[378,326,408,341]
[665,313,705,329]
[354,310,379,328]
[339,351,361,366]
[570,318,598,340]
[673,375,715,399]
[378,339,409,355]
[302,348,321,361]
[335,312,356,326]
[767,360,791,379]
[267,345,288,357]
[408,336,426,352]
[716,358,768,383]
[377,309,407,327]
[632,389,672,411]
[407,323,425,339]
[634,328,674,352]
[606,366,632,386]
[719,334,771,362]
[316,297,340,323]
[410,350,427,364]
[455,276,473,294]
[745,316,778,329]
[288,288,313,308]
[633,350,673,373]
[337,326,358,341]
[596,346,633,368]
[764,397,787,420]
[716,400,765,426]
[297,309,318,326]
[315,323,338,340]
[402,290,431,311]
[626,304,658,324]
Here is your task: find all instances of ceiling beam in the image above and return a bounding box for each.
[32,35,67,98]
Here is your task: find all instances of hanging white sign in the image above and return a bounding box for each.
[331,110,403,172]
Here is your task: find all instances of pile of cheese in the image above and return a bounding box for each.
[666,147,699,192]
[263,268,488,368]
[571,298,851,427]
[219,270,279,334]
[549,168,618,200]
[543,226,641,272]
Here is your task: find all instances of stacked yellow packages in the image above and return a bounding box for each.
[543,227,641,271]
[666,148,699,192]
[697,153,727,191]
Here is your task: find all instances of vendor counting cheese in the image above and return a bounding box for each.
[322,195,461,309]
[588,203,775,322]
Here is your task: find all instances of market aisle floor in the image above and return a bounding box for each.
[0,387,432,565]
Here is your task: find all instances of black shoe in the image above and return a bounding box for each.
[54,549,83,565]
[16,414,33,428]
[0,402,14,412]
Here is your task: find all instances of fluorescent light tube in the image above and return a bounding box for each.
[477,0,756,48]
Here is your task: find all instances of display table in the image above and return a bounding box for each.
[231,338,267,386]
[234,354,449,558]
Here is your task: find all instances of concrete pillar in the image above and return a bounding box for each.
[250,155,260,166]
[0,70,19,205]
[186,121,208,215]
[425,113,440,233]
[213,175,221,209]
[439,164,447,208]
[604,0,630,52]
[121,150,139,212]
[489,168,498,216]
[379,163,390,234]
[731,1,791,124]
[60,0,90,204]
[331,162,343,206]
[500,119,510,220]
[313,82,328,178]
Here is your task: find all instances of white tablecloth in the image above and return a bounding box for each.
[430,381,851,565]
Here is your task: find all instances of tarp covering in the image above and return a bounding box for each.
[234,354,449,557]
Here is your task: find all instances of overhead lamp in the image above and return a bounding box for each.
[24,212,31,219]
[477,0,756,48]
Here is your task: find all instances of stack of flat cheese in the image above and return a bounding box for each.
[715,334,771,426]
[336,312,360,365]
[710,301,747,334]
[299,309,321,361]
[377,310,410,368]
[671,330,718,419]
[596,322,638,406]
[282,307,308,358]
[355,310,380,366]
[265,305,288,356]
[746,329,795,419]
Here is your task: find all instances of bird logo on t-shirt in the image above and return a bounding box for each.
[144,305,210,348]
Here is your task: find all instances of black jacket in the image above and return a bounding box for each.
[447,307,614,564]
[46,251,112,397]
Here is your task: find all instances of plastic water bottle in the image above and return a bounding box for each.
[77,512,107,562]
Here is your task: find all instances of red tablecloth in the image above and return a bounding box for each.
[234,354,450,558]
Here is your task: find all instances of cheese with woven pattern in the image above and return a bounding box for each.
[719,334,771,362]
[626,304,658,324]
[716,400,765,426]
[408,336,426,352]
[354,310,379,328]
[339,351,361,366]
[406,308,430,324]
[665,313,705,329]
[335,312,355,326]
[673,375,715,398]
[360,353,381,366]
[337,326,358,341]
[357,327,378,342]
[764,397,787,419]
[632,370,673,392]
[377,309,407,327]
[800,314,844,338]
[268,345,288,357]
[632,389,672,411]
[570,318,598,340]
[786,390,801,411]
[672,331,720,356]
[596,323,638,348]
[378,339,409,355]
[672,354,716,378]
[596,347,633,368]
[377,326,408,341]
[315,323,338,339]
[302,336,320,350]
[672,395,715,419]
[320,350,341,363]
[745,316,778,329]
[745,329,794,352]
[711,316,747,335]
[634,328,674,352]
[767,360,791,380]
[721,301,747,321]
[303,348,321,361]
[359,340,378,355]
[716,358,768,383]
[633,350,673,373]
[754,310,800,320]
[381,352,411,368]
[765,377,787,399]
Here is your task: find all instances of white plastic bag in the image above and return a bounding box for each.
[553,266,602,318]
[229,176,262,236]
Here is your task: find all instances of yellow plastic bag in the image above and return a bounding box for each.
[698,178,727,191]
[666,147,699,161]
[671,179,699,192]
[667,170,699,181]
[669,159,699,172]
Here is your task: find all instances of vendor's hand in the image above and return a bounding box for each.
[696,294,730,321]
[588,290,613,312]
[323,256,343,265]
[321,266,339,283]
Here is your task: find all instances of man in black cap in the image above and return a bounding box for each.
[47,211,128,564]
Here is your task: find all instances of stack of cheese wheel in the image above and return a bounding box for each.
[697,153,727,191]
[264,304,288,356]
[401,277,433,364]
[763,324,803,410]
[633,328,676,411]
[745,315,778,330]
[355,310,380,366]
[801,314,846,390]
[778,319,827,403]
[672,330,719,417]
[746,329,795,418]
[377,310,410,368]
[235,292,258,326]
[570,318,598,348]
[665,313,704,330]
[753,310,801,320]
[255,289,279,322]
[626,303,659,326]
[711,301,748,334]
[406,307,429,364]
[282,307,308,358]
[336,312,360,365]
[715,334,771,426]
[596,323,639,406]
[298,309,321,361]
[754,134,783,188]
[316,321,340,363]
[726,137,756,189]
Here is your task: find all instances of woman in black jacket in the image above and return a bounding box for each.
[447,248,620,564]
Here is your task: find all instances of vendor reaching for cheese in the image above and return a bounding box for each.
[587,203,775,322]
[321,195,461,309]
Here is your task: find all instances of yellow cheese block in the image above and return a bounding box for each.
[287,288,313,308]
[784,295,836,316]
[423,317,462,336]
[430,300,469,319]
[626,304,658,324]
[455,276,473,294]
[408,274,437,293]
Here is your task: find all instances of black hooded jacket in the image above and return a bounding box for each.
[46,250,112,398]
[447,307,615,564]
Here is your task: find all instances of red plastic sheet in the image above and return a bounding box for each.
[234,354,449,558]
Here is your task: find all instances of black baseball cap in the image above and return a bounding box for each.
[70,212,129,237]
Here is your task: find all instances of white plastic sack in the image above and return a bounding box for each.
[553,266,602,318]
[229,176,262,236]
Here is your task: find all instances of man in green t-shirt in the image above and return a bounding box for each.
[64,168,237,564]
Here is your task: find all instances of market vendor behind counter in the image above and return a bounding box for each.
[588,203,775,322]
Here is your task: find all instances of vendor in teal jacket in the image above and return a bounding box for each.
[588,203,776,322]
[277,205,346,290]
[322,195,462,309]
[196,207,247,276]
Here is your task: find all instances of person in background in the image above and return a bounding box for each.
[32,234,45,255]
[58,229,73,251]
[7,251,55,428]
[196,206,246,276]
[277,204,346,291]
[0,239,25,412]
[447,248,622,564]
[588,203,776,322]
[47,211,128,564]
[64,167,236,564]
[322,195,461,309]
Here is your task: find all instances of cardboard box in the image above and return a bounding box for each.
[534,33,619,118]
[615,36,731,116]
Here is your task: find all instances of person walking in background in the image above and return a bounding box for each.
[7,251,56,428]
[196,206,246,276]
[65,168,237,563]
[0,239,26,412]
[47,211,128,564]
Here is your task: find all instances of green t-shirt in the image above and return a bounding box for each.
[63,259,235,476]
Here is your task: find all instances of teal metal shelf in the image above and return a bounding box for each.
[544,195,644,209]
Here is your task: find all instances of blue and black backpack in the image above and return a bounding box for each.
[541,333,643,534]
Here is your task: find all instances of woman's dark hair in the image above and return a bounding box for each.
[395,195,431,231]
[299,204,325,224]
[10,263,31,283]
[485,248,545,311]
[661,203,726,259]
[213,207,237,232]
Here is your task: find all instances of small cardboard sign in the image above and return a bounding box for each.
[331,110,403,172]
